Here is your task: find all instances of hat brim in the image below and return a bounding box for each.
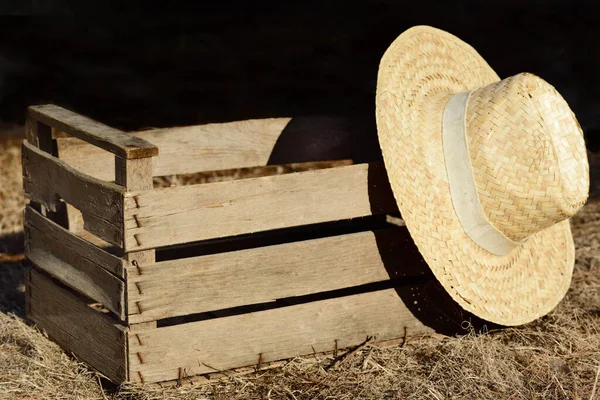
[375,26,574,326]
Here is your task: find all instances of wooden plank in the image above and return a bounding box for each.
[115,155,156,322]
[25,115,70,226]
[115,157,153,190]
[56,138,114,181]
[27,269,128,383]
[22,141,125,247]
[64,205,120,252]
[25,115,53,154]
[128,288,433,383]
[137,118,289,174]
[24,206,125,318]
[123,162,397,251]
[28,104,158,159]
[127,228,429,323]
[65,204,85,233]
[25,206,124,276]
[55,118,291,180]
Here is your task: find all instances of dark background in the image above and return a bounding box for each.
[0,1,599,151]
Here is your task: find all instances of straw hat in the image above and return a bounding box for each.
[376,26,589,326]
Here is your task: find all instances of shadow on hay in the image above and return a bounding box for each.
[0,232,28,317]
[366,168,497,336]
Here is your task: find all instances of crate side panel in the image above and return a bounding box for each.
[128,288,432,383]
[127,228,429,323]
[123,162,397,251]
[27,269,128,383]
[25,206,126,319]
[22,141,125,247]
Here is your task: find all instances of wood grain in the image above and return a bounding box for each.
[28,104,158,159]
[25,115,53,153]
[25,206,125,276]
[25,115,71,226]
[56,138,115,181]
[115,154,157,317]
[127,228,428,323]
[128,288,432,383]
[25,206,125,318]
[115,157,153,190]
[55,118,290,180]
[123,162,397,251]
[22,141,125,246]
[27,269,128,382]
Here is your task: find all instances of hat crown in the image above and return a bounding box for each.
[465,73,589,242]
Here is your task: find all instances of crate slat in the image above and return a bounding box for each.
[127,228,429,323]
[27,269,128,382]
[128,288,432,384]
[123,162,397,251]
[28,104,158,159]
[24,206,125,318]
[56,118,291,180]
[22,141,125,246]
[25,206,125,276]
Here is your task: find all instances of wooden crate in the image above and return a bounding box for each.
[22,104,454,385]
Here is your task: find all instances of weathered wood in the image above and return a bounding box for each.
[115,157,153,190]
[129,321,158,332]
[56,138,115,181]
[28,104,158,159]
[25,115,70,225]
[24,206,125,318]
[63,205,119,251]
[141,118,288,174]
[22,141,125,246]
[127,228,428,323]
[25,116,53,153]
[55,118,290,180]
[128,288,432,383]
[25,206,125,276]
[115,155,156,323]
[27,269,128,382]
[65,204,85,233]
[123,162,397,251]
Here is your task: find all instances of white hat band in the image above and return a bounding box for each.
[442,91,526,256]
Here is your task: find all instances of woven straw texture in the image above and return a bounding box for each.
[466,74,589,242]
[376,26,589,326]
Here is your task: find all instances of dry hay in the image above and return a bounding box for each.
[0,138,599,399]
[0,140,24,240]
[0,311,108,400]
